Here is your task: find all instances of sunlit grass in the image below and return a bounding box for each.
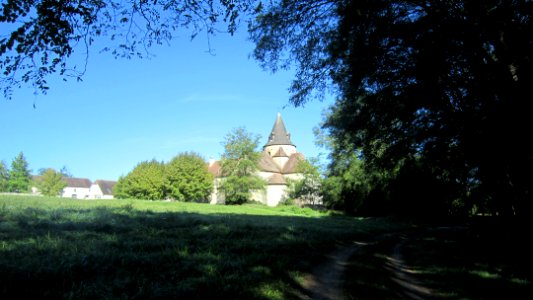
[0,194,400,299]
[3,195,529,299]
[470,270,501,279]
[511,278,530,285]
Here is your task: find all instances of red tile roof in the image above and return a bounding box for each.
[258,152,281,173]
[268,173,287,185]
[208,161,222,176]
[95,180,117,195]
[64,177,92,188]
[272,147,289,157]
[282,153,306,174]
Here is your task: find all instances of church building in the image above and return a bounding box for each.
[208,113,305,206]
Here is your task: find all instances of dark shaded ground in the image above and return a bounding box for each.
[1,198,531,300]
[302,241,365,300]
[0,201,405,300]
[337,218,533,299]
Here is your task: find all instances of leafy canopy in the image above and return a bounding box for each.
[8,152,32,193]
[34,168,67,197]
[166,152,213,202]
[114,159,167,200]
[219,127,265,204]
[251,0,533,217]
[0,0,255,98]
[114,152,213,201]
[0,160,9,192]
[286,158,323,206]
[3,1,531,216]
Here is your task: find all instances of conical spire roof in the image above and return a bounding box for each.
[264,113,295,147]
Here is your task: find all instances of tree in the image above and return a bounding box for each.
[166,152,213,202]
[286,158,323,206]
[320,151,369,212]
[114,159,166,200]
[219,127,265,204]
[0,0,255,99]
[0,160,9,192]
[8,152,31,193]
[112,175,128,199]
[60,166,73,178]
[314,119,377,213]
[250,1,533,217]
[34,168,67,197]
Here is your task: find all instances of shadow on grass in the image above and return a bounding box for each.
[4,203,529,299]
[0,204,397,299]
[398,220,533,299]
[343,238,405,300]
[342,220,533,300]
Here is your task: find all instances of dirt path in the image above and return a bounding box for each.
[385,239,436,299]
[299,233,438,300]
[300,241,368,300]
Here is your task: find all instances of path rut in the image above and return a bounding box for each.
[299,232,438,300]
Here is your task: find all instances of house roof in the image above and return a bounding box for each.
[282,153,306,174]
[264,113,295,148]
[258,152,281,173]
[208,160,222,176]
[210,151,306,177]
[272,147,289,158]
[64,177,92,188]
[95,180,117,195]
[268,173,287,185]
[209,155,282,177]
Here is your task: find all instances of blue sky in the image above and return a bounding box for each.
[0,29,334,181]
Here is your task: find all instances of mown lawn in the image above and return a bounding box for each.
[0,195,403,299]
[3,195,530,299]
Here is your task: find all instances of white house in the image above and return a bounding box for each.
[62,177,92,199]
[32,177,116,199]
[209,113,306,206]
[89,180,116,199]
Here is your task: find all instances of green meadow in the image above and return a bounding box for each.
[1,195,531,299]
[0,195,402,299]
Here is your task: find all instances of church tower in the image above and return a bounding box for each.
[263,113,297,169]
[209,112,309,207]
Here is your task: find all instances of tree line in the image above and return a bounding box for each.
[114,152,213,201]
[1,152,73,196]
[2,1,530,218]
[1,128,320,205]
[114,127,266,203]
[114,126,321,205]
[0,152,32,193]
[250,0,532,218]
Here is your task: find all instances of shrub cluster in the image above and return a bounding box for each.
[114,152,213,201]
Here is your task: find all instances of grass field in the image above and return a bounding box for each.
[0,195,404,299]
[1,195,531,299]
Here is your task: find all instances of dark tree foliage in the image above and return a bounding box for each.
[219,127,265,204]
[0,160,9,192]
[251,1,533,217]
[8,152,32,193]
[3,1,532,217]
[166,152,213,202]
[34,168,67,197]
[114,159,167,200]
[0,0,254,98]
